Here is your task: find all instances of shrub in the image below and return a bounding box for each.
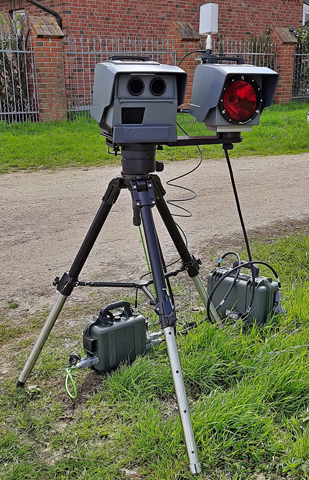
[0,13,31,122]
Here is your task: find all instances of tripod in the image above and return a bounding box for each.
[17,143,220,474]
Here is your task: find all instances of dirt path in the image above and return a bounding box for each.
[1,153,308,316]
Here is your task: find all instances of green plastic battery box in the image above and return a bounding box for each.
[207,267,279,325]
[83,301,147,372]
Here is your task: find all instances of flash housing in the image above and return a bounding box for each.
[90,59,187,144]
[189,63,278,132]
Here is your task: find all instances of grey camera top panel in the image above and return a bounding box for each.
[100,59,184,75]
[198,63,277,76]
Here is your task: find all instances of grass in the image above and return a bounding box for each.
[0,102,309,173]
[0,228,309,479]
[1,102,309,478]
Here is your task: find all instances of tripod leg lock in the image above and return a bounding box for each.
[155,296,177,329]
[54,272,78,296]
[183,255,202,278]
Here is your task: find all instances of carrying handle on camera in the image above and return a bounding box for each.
[109,55,151,62]
[199,53,245,64]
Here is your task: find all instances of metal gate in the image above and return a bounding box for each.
[292,44,309,101]
[0,34,39,123]
[64,37,176,119]
[212,39,277,69]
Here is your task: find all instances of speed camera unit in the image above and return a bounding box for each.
[189,63,278,132]
[90,59,187,144]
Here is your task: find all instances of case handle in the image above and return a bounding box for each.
[98,301,132,325]
[109,55,151,62]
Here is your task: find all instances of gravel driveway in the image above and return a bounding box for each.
[1,153,308,316]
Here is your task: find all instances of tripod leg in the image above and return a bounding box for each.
[152,175,220,322]
[17,294,67,386]
[164,326,201,474]
[133,180,201,473]
[17,177,122,386]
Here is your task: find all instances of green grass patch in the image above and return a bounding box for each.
[0,102,309,173]
[1,229,309,478]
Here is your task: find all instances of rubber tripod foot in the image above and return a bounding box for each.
[16,380,25,387]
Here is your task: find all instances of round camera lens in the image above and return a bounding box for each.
[150,78,166,96]
[128,77,145,96]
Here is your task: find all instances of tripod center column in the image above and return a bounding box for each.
[121,143,157,176]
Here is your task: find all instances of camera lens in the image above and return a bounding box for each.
[128,77,145,96]
[150,78,166,96]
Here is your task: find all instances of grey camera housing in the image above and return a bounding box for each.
[189,63,278,132]
[90,60,187,144]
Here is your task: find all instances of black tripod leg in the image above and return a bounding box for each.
[17,177,122,386]
[151,175,220,322]
[132,180,201,474]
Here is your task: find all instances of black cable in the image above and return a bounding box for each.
[177,50,206,67]
[217,251,241,267]
[215,252,241,311]
[138,121,204,282]
[222,147,258,318]
[223,147,253,262]
[206,260,281,323]
[165,121,203,220]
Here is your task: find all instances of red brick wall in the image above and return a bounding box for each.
[271,27,297,103]
[1,0,304,118]
[30,17,67,121]
[33,38,67,121]
[0,0,304,40]
[165,23,200,107]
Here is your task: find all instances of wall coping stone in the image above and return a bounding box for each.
[169,22,199,41]
[29,15,65,38]
[271,27,297,44]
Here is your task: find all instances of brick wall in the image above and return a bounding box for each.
[29,16,67,122]
[165,22,200,107]
[1,0,305,120]
[0,0,304,40]
[271,27,298,103]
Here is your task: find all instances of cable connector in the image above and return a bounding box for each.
[225,310,242,321]
[75,356,100,369]
[65,356,100,399]
[273,290,286,314]
[146,331,164,349]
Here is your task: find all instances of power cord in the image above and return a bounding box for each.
[206,260,282,323]
[65,367,77,399]
[223,147,253,262]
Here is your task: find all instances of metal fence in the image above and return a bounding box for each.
[64,37,176,119]
[292,43,309,101]
[0,34,39,123]
[212,39,277,69]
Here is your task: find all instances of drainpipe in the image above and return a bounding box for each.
[25,0,62,29]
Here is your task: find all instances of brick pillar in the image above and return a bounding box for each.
[29,16,67,122]
[165,22,200,107]
[271,27,297,104]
